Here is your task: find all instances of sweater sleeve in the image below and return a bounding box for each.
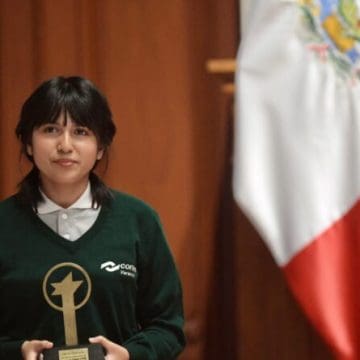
[122,211,186,360]
[0,338,24,360]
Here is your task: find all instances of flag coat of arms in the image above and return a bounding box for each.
[233,0,360,358]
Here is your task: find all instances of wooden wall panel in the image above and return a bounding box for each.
[33,0,82,78]
[0,0,36,198]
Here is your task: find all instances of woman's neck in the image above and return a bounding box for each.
[40,179,89,208]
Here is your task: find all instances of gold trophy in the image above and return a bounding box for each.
[42,262,105,360]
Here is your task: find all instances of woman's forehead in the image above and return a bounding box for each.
[55,111,72,125]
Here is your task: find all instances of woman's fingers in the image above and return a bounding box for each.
[89,336,129,360]
[21,340,53,360]
[89,335,113,349]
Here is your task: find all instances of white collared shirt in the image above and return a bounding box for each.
[36,183,101,241]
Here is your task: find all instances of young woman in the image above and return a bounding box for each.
[0,76,185,360]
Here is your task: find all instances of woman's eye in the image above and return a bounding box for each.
[74,127,90,136]
[42,125,59,134]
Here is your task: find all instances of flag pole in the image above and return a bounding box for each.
[205,58,236,94]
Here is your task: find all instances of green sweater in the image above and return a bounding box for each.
[0,190,185,359]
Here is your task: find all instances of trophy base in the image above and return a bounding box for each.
[42,343,105,360]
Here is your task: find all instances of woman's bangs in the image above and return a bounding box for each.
[31,103,63,128]
[66,101,98,132]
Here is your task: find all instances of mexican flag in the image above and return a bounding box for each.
[233,0,360,358]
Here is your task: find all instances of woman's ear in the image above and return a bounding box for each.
[26,144,33,156]
[96,148,104,160]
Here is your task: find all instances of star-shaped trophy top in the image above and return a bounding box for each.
[51,272,83,297]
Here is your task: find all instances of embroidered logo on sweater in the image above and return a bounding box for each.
[100,261,137,278]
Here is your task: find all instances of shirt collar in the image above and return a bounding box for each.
[37,183,93,214]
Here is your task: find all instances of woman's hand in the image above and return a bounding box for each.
[21,340,53,360]
[89,336,130,360]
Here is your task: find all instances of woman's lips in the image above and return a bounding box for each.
[53,159,78,166]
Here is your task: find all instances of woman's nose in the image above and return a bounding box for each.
[57,132,73,153]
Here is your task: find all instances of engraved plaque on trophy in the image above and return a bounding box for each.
[42,262,105,360]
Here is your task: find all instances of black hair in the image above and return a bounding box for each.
[15,76,117,209]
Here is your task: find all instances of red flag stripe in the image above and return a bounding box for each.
[284,199,360,359]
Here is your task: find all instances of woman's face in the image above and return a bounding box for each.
[26,112,103,192]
